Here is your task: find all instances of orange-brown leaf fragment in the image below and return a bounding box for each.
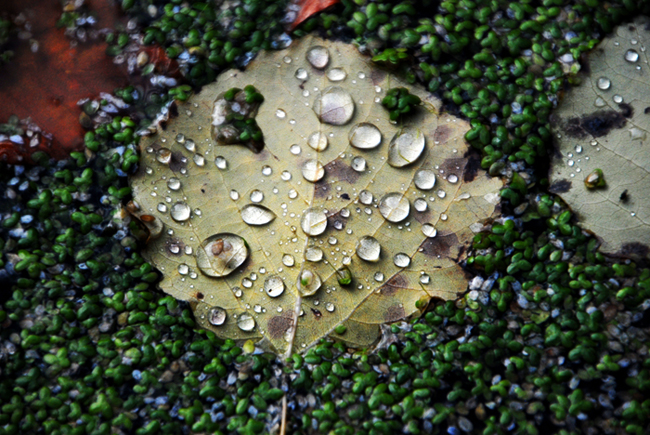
[290,0,340,30]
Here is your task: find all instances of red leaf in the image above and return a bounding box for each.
[0,0,129,163]
[290,0,340,30]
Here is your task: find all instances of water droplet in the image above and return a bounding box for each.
[184,139,196,152]
[625,49,639,62]
[301,208,328,236]
[241,204,276,226]
[262,165,272,176]
[305,247,323,262]
[170,202,191,221]
[298,269,322,296]
[290,144,302,155]
[175,133,185,143]
[250,190,264,203]
[306,46,330,69]
[215,156,227,169]
[379,193,410,223]
[279,170,292,182]
[276,109,286,119]
[264,275,285,298]
[167,177,181,190]
[230,190,240,200]
[325,302,335,312]
[340,208,350,218]
[193,154,205,166]
[349,123,382,149]
[613,94,623,103]
[597,77,611,90]
[414,169,436,190]
[575,145,583,153]
[356,236,381,262]
[156,148,172,164]
[420,274,430,284]
[388,127,425,167]
[568,160,575,167]
[594,97,606,107]
[178,264,189,275]
[157,203,168,213]
[629,127,647,140]
[195,234,248,277]
[282,254,295,267]
[393,253,411,268]
[313,86,355,125]
[359,190,373,205]
[414,198,428,212]
[208,307,227,326]
[293,67,309,81]
[351,156,367,172]
[302,159,325,182]
[283,55,292,64]
[327,68,347,81]
[237,313,256,331]
[374,272,384,282]
[288,189,298,199]
[437,190,446,199]
[422,223,437,237]
[242,278,253,288]
[336,266,352,285]
[254,305,262,313]
[233,288,243,298]
[308,131,328,151]
[447,174,459,184]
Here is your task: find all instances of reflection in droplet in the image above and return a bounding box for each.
[327,68,347,81]
[336,267,352,285]
[302,159,325,182]
[156,148,172,164]
[308,131,329,151]
[351,156,367,172]
[250,190,264,203]
[241,204,276,225]
[388,127,425,167]
[264,275,285,298]
[282,254,295,267]
[295,68,309,80]
[298,269,322,296]
[625,49,639,63]
[356,236,381,262]
[167,177,181,191]
[301,208,328,236]
[349,123,382,149]
[313,86,355,126]
[393,253,411,268]
[171,202,191,221]
[597,77,611,90]
[208,307,227,326]
[195,233,248,278]
[379,193,410,223]
[414,198,428,212]
[422,224,437,237]
[359,190,373,205]
[414,169,436,190]
[305,247,323,262]
[237,313,256,331]
[306,46,330,69]
[215,156,227,169]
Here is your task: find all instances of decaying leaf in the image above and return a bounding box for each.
[550,17,650,258]
[290,0,340,30]
[130,35,502,355]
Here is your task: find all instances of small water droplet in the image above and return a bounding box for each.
[208,307,227,326]
[568,160,575,167]
[281,170,292,181]
[388,127,425,167]
[167,177,181,191]
[437,190,446,199]
[351,156,367,172]
[625,49,639,62]
[262,165,272,176]
[393,253,411,268]
[613,94,623,103]
[230,190,239,200]
[276,109,286,119]
[242,278,253,288]
[254,305,262,313]
[420,274,430,284]
[325,302,335,312]
[241,204,276,225]
[157,203,168,213]
[184,139,196,152]
[295,68,308,80]
[193,153,205,166]
[305,247,323,262]
[170,202,191,221]
[196,234,248,278]
[594,97,606,107]
[308,131,328,151]
[250,190,264,203]
[290,144,302,155]
[237,313,256,331]
[301,208,328,236]
[575,145,583,153]
[306,46,330,69]
[264,275,285,298]
[313,86,355,125]
[597,77,611,90]
[359,190,373,205]
[447,174,459,184]
[298,269,321,296]
[215,156,227,169]
[379,193,410,222]
[414,169,436,190]
[356,236,381,262]
[374,272,384,282]
[414,198,428,212]
[422,223,437,237]
[175,133,185,143]
[178,264,189,275]
[156,148,172,164]
[349,123,382,149]
[283,55,292,64]
[282,254,295,267]
[302,159,325,182]
[327,68,347,82]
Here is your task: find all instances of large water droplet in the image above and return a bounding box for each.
[625,49,639,63]
[393,253,411,268]
[195,233,248,277]
[241,204,276,226]
[313,86,355,126]
[305,247,323,262]
[308,131,328,151]
[414,169,436,190]
[388,127,425,167]
[327,68,347,82]
[379,193,410,223]
[264,275,285,298]
[422,223,437,237]
[170,202,191,222]
[295,68,309,80]
[167,177,181,191]
[302,159,325,182]
[237,313,256,331]
[597,77,611,90]
[356,236,381,262]
[298,269,322,296]
[156,148,172,164]
[301,208,328,236]
[351,156,367,172]
[208,307,227,326]
[349,123,382,149]
[306,46,330,69]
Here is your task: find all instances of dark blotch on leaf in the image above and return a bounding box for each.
[563,110,627,138]
[462,151,481,182]
[311,308,322,318]
[618,103,633,118]
[267,316,293,339]
[549,179,572,194]
[620,242,649,258]
[169,151,187,173]
[433,125,452,143]
[384,305,406,322]
[419,231,459,258]
[380,274,408,297]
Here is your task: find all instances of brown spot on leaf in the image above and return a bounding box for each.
[563,109,627,139]
[384,305,406,322]
[311,308,322,318]
[267,316,293,339]
[323,159,360,184]
[413,209,432,224]
[462,151,481,182]
[438,157,466,180]
[380,274,408,297]
[433,125,452,143]
[549,179,572,194]
[420,231,459,258]
[195,292,204,300]
[371,68,387,85]
[327,213,347,231]
[620,242,649,258]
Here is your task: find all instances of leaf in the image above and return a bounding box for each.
[130,35,502,355]
[290,0,340,30]
[0,0,128,163]
[549,17,650,258]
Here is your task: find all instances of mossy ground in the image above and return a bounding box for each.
[1,0,650,434]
